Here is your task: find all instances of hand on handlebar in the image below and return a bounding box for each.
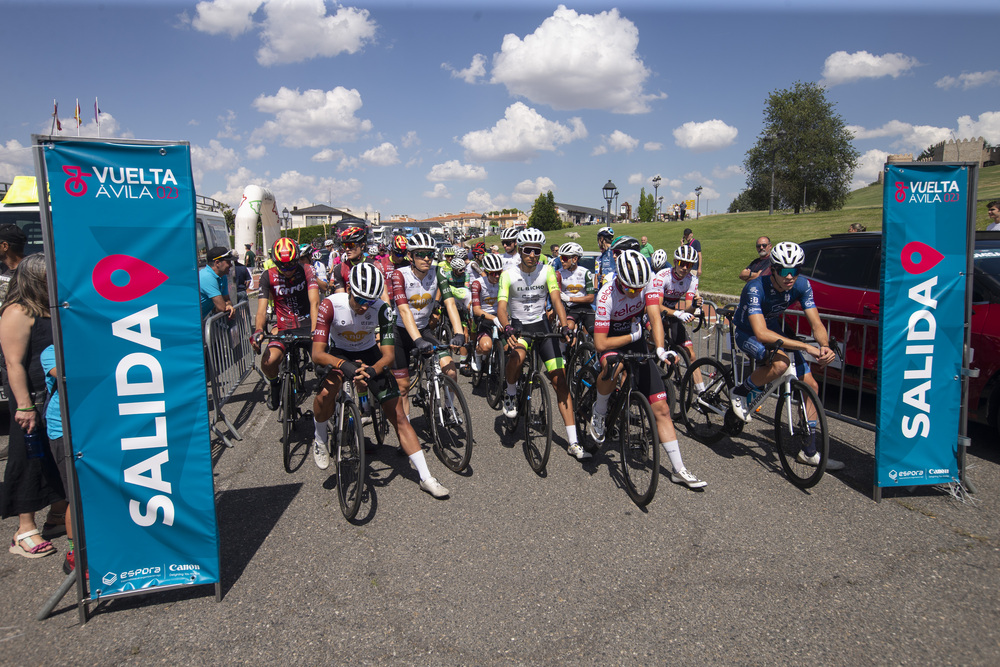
[675,311,693,324]
[251,330,264,353]
[812,344,836,366]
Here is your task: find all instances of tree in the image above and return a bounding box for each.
[741,81,859,214]
[636,187,656,222]
[528,190,560,231]
[222,205,235,236]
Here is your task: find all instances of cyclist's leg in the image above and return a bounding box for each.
[534,323,582,453]
[423,329,459,383]
[795,352,819,422]
[474,317,494,356]
[392,326,414,418]
[504,319,527,387]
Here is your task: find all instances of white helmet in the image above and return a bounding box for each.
[453,247,468,259]
[651,249,669,271]
[349,262,384,301]
[450,257,466,272]
[501,227,520,242]
[517,227,545,247]
[597,226,615,240]
[408,233,436,251]
[481,253,504,272]
[674,244,699,264]
[558,242,583,257]
[615,249,651,289]
[770,241,805,268]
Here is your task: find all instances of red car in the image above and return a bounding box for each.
[794,231,1000,437]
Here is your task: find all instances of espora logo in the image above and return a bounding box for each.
[62,164,181,200]
[893,179,961,204]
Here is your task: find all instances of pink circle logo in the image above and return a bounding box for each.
[92,255,168,302]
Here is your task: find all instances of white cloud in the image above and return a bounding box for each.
[606,130,639,153]
[443,54,487,84]
[257,1,375,66]
[401,131,420,148]
[712,164,743,179]
[591,145,608,156]
[673,119,738,152]
[644,142,663,151]
[251,86,372,147]
[683,171,713,187]
[936,71,1000,90]
[191,0,261,37]
[424,183,451,199]
[957,111,1000,144]
[246,144,267,159]
[511,177,556,204]
[460,102,587,162]
[217,109,240,140]
[466,188,495,211]
[427,160,487,181]
[311,148,343,162]
[209,167,362,211]
[359,142,400,167]
[490,5,663,114]
[851,148,890,190]
[847,120,952,151]
[0,139,34,183]
[191,139,237,188]
[820,50,919,87]
[627,173,644,185]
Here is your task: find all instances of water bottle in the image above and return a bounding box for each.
[358,389,370,415]
[24,431,45,459]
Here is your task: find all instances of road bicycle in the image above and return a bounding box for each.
[261,329,313,473]
[573,350,661,506]
[329,379,365,520]
[676,307,834,489]
[472,320,506,411]
[563,314,597,403]
[499,330,565,475]
[407,343,474,472]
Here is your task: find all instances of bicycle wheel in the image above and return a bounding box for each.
[618,391,660,506]
[281,372,294,473]
[567,341,599,402]
[574,370,599,453]
[657,345,689,421]
[471,341,486,388]
[370,397,390,447]
[774,379,829,489]
[485,342,506,410]
[522,371,552,474]
[336,399,366,520]
[430,374,474,472]
[679,358,734,445]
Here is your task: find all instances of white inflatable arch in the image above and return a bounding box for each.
[234,185,281,257]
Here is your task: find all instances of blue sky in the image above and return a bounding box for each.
[2,0,998,220]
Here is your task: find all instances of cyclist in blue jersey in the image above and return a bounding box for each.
[595,226,615,289]
[730,242,844,470]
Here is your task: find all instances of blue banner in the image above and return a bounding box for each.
[876,164,968,488]
[42,140,219,598]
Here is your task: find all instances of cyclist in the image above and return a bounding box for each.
[467,241,488,282]
[311,263,449,498]
[589,249,707,489]
[497,228,585,460]
[438,246,457,274]
[730,241,844,470]
[385,234,409,285]
[650,248,669,273]
[652,244,705,393]
[252,238,320,410]
[470,252,503,373]
[595,226,615,289]
[390,233,465,418]
[554,242,595,337]
[442,256,473,374]
[499,227,520,270]
[300,244,329,294]
[331,227,389,303]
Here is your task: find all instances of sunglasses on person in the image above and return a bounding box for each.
[559,255,576,262]
[676,261,694,269]
[486,270,502,278]
[352,294,376,307]
[503,240,516,245]
[520,247,542,256]
[773,266,799,277]
[342,242,360,250]
[412,251,434,259]
[756,243,770,249]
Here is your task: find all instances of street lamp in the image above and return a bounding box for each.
[658,195,663,220]
[651,175,661,220]
[799,161,815,212]
[602,179,616,226]
[281,207,290,232]
[694,186,703,219]
[481,213,487,237]
[764,129,786,215]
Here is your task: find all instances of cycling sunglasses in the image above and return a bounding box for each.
[676,261,694,269]
[341,242,361,250]
[486,270,502,278]
[559,255,577,261]
[412,251,434,259]
[502,239,517,245]
[352,294,376,307]
[773,266,799,277]
[520,247,542,256]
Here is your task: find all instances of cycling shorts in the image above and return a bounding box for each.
[733,326,810,377]
[321,345,400,404]
[660,313,692,348]
[566,307,595,337]
[598,340,667,405]
[392,326,450,373]
[511,318,564,373]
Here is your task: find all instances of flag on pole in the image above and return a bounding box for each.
[52,99,62,131]
[95,97,101,137]
[74,99,82,127]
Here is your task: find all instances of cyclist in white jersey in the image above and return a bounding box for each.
[311,263,449,497]
[554,242,596,336]
[470,252,503,372]
[499,227,520,270]
[651,244,705,392]
[497,228,585,460]
[590,250,707,489]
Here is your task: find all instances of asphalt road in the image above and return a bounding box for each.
[0,362,998,665]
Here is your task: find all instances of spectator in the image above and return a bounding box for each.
[672,203,680,221]
[199,246,234,320]
[986,201,999,231]
[682,228,703,277]
[0,254,66,559]
[848,223,867,233]
[233,252,252,304]
[679,200,687,221]
[40,344,76,573]
[243,243,256,268]
[739,236,772,282]
[639,236,654,259]
[0,224,28,305]
[548,244,562,270]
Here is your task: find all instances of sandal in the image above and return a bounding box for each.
[9,529,56,559]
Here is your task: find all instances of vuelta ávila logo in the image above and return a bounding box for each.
[894,180,961,204]
[92,255,168,302]
[62,164,181,201]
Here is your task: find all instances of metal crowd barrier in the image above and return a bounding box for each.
[204,301,257,446]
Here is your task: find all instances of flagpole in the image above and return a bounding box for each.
[76,98,80,137]
[51,98,56,134]
[95,97,100,138]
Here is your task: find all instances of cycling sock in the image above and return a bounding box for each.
[804,420,818,456]
[506,382,517,397]
[662,439,684,471]
[594,390,611,415]
[565,424,578,447]
[314,418,328,444]
[409,450,431,481]
[694,381,705,393]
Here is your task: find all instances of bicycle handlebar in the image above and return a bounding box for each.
[599,350,655,381]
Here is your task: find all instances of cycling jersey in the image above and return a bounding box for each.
[332,255,383,293]
[312,261,329,285]
[596,248,615,289]
[733,274,816,335]
[470,275,499,316]
[497,263,559,325]
[593,279,660,337]
[556,265,596,308]
[390,264,439,329]
[500,252,519,271]
[259,264,318,330]
[652,267,698,308]
[313,293,395,353]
